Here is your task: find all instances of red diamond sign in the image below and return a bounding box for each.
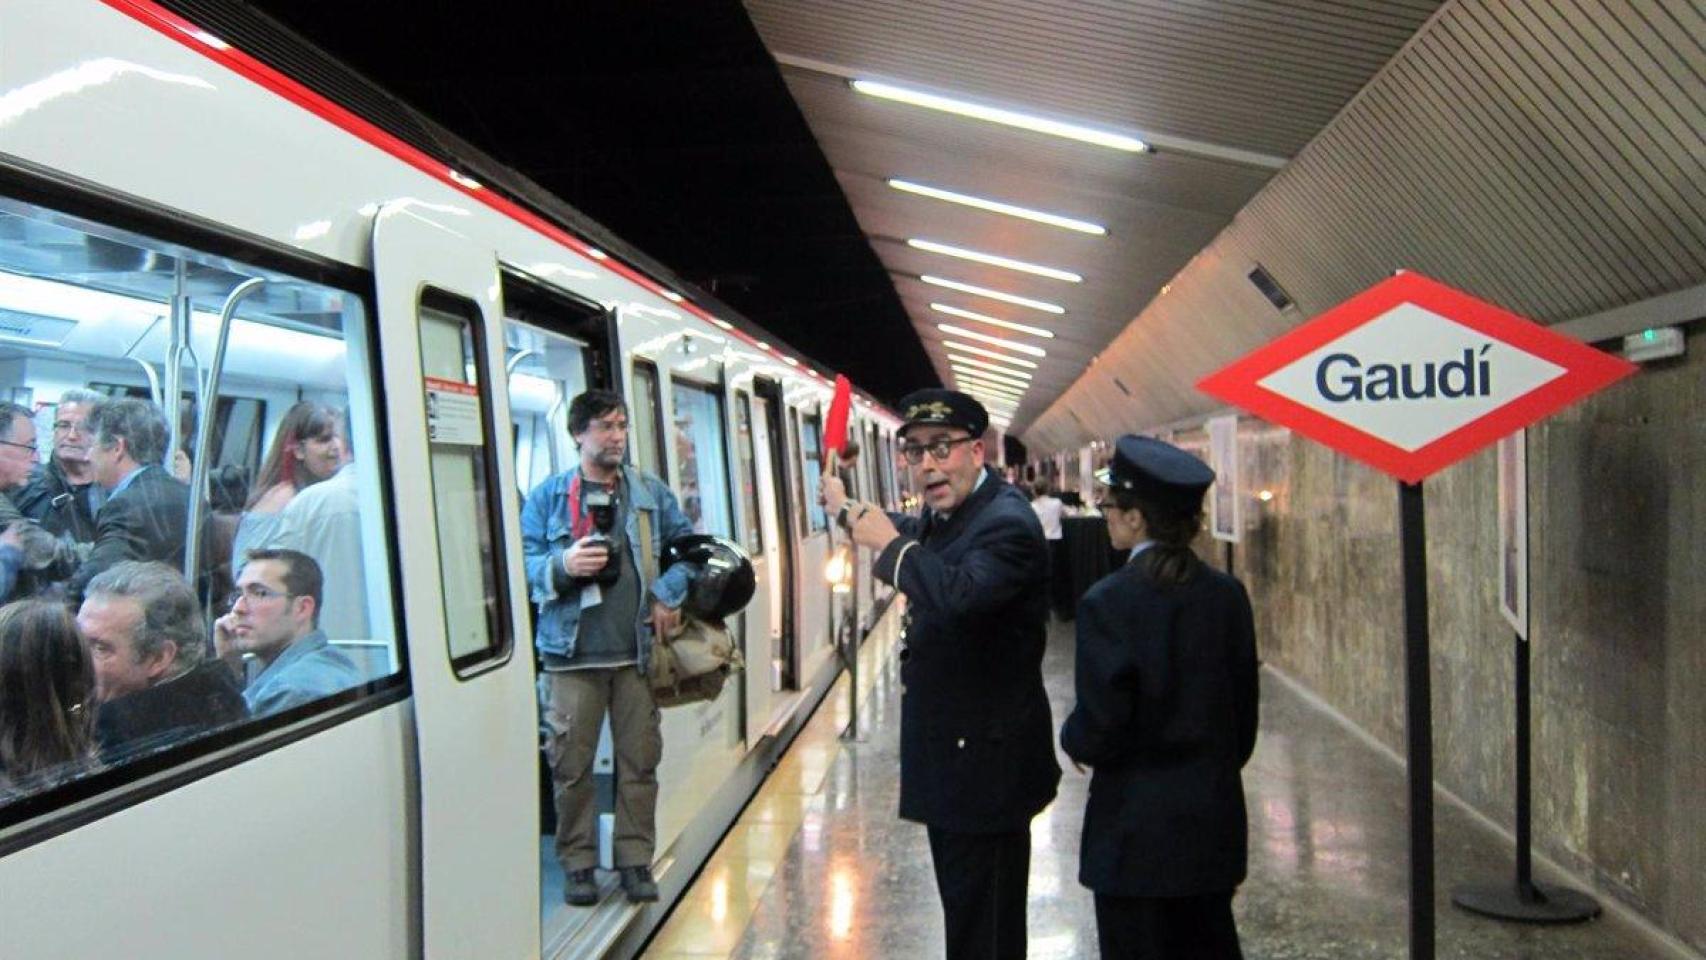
[1198,272,1637,483]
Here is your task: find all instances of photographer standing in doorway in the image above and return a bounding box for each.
[521,388,697,907]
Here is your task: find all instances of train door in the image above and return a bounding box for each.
[372,204,537,959]
[494,275,614,948]
[734,388,784,738]
[751,377,797,691]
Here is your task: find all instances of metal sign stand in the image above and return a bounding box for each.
[1399,481,1436,960]
[1450,631,1600,922]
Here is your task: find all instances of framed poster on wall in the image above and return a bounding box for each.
[1497,429,1528,638]
[1208,415,1241,543]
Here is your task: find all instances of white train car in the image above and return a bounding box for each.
[0,1,903,956]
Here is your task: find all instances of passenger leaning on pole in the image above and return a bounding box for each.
[820,389,1060,960]
[520,388,697,907]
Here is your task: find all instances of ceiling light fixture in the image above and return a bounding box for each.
[907,239,1081,283]
[951,363,1032,389]
[937,323,1046,357]
[921,276,1064,315]
[949,356,1034,380]
[930,303,1053,339]
[852,80,1149,153]
[944,341,1038,369]
[954,368,1028,391]
[956,379,1025,401]
[887,180,1106,235]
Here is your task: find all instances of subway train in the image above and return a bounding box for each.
[0,1,909,957]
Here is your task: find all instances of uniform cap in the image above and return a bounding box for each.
[895,388,987,438]
[1094,434,1215,511]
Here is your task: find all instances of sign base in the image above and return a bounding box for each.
[1451,882,1600,924]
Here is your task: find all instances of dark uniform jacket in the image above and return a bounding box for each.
[15,460,99,545]
[1061,555,1259,897]
[873,467,1061,834]
[67,465,190,604]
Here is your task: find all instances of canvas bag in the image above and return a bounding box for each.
[639,510,744,707]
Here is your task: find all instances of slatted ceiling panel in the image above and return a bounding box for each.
[752,0,1436,156]
[1027,0,1706,452]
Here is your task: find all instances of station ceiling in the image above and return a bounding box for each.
[230,2,1706,454]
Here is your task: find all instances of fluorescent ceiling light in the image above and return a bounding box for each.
[921,276,1064,315]
[952,364,1032,389]
[930,303,1053,339]
[852,80,1149,153]
[907,239,1081,283]
[888,180,1106,236]
[945,341,1038,369]
[957,380,1025,402]
[954,369,1027,392]
[950,356,1033,380]
[937,324,1046,357]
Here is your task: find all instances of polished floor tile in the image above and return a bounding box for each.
[645,615,1682,959]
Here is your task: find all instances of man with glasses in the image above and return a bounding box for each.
[821,388,1059,960]
[521,388,697,907]
[0,400,77,601]
[17,388,103,546]
[213,548,362,717]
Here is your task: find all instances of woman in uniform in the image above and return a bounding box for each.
[1060,435,1259,959]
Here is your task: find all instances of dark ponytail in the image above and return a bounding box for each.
[1111,488,1203,587]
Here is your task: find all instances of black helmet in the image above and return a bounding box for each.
[661,534,756,621]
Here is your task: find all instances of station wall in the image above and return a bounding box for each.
[1174,324,1705,951]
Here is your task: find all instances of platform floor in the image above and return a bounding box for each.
[642,617,1681,959]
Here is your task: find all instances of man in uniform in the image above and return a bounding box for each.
[821,389,1059,960]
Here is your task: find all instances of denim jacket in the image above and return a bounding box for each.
[521,464,695,670]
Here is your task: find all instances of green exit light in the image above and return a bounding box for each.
[1643,329,1657,342]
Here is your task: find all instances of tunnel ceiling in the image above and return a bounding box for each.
[1020,0,1706,455]
[742,0,1444,435]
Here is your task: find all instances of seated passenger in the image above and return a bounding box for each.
[271,423,368,642]
[214,548,361,716]
[16,389,104,546]
[0,599,97,798]
[65,399,191,605]
[76,561,246,761]
[230,402,344,572]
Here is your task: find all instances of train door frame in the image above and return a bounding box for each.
[372,204,538,960]
[752,376,798,690]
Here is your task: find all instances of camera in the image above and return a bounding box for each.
[580,488,623,585]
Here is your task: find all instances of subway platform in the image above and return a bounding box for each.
[642,615,1684,960]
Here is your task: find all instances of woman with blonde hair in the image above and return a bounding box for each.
[0,599,97,796]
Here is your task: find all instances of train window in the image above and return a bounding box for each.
[787,406,806,532]
[0,192,401,828]
[629,360,665,477]
[733,391,763,555]
[799,412,827,533]
[418,292,513,673]
[504,320,587,494]
[669,379,733,538]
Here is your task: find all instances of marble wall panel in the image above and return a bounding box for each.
[1172,325,1705,950]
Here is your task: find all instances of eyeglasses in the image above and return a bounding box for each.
[53,420,88,435]
[226,583,292,608]
[0,439,39,458]
[898,436,976,465]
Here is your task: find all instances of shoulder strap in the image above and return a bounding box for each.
[637,506,657,585]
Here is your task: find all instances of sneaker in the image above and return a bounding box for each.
[563,868,598,906]
[618,865,659,902]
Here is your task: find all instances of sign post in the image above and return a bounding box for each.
[1199,271,1634,958]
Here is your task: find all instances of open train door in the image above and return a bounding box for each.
[372,203,539,959]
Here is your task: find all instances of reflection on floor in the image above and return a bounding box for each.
[643,617,1681,959]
